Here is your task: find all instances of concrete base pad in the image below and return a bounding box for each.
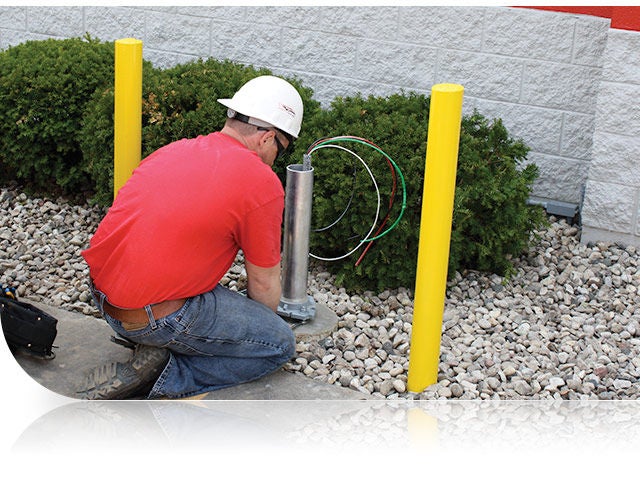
[288,303,339,343]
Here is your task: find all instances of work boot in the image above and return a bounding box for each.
[76,344,170,400]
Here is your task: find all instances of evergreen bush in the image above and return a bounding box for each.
[0,35,114,196]
[451,112,547,279]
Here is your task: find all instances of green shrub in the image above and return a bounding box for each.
[286,92,546,292]
[0,35,114,196]
[81,58,320,206]
[451,113,547,279]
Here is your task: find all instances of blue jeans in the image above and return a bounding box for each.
[91,284,296,399]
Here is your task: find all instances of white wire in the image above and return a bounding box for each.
[313,163,356,232]
[308,143,381,262]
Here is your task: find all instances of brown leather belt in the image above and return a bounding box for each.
[103,299,186,330]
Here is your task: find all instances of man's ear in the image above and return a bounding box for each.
[258,128,275,146]
[262,129,275,141]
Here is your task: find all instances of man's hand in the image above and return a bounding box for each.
[245,260,281,312]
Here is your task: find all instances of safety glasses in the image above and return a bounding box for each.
[259,127,294,160]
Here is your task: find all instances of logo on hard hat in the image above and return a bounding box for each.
[280,103,296,118]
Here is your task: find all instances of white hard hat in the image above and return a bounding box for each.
[218,75,304,138]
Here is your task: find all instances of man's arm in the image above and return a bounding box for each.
[245,260,281,312]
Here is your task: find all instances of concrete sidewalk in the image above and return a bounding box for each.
[6,300,369,401]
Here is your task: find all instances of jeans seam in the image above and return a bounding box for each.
[153,353,290,400]
[148,354,172,399]
[173,336,288,355]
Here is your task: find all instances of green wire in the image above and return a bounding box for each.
[309,137,407,242]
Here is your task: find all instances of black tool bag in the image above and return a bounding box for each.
[1,286,58,360]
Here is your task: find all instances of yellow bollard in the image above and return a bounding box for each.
[113,38,143,200]
[407,83,464,393]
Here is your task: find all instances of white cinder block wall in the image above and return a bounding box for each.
[581,29,640,246]
[0,5,638,247]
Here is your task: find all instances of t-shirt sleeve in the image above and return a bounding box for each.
[237,196,284,268]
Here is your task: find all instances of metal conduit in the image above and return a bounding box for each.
[278,162,316,321]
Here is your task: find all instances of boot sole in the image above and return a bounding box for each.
[77,346,169,400]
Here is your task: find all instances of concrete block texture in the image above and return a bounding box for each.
[397,6,485,50]
[483,7,577,63]
[581,180,637,234]
[526,153,588,205]
[583,28,640,244]
[596,82,640,137]
[281,30,358,78]
[84,7,145,42]
[589,133,640,187]
[560,113,596,160]
[26,6,84,38]
[0,5,637,243]
[354,39,437,88]
[603,29,640,85]
[521,62,602,113]
[581,225,640,248]
[145,10,211,57]
[211,20,284,69]
[0,6,26,30]
[437,51,524,103]
[572,15,611,67]
[0,30,50,50]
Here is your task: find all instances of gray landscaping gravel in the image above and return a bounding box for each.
[2,186,639,400]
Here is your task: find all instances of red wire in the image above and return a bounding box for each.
[352,137,397,267]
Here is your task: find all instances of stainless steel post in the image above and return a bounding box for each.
[278,162,316,321]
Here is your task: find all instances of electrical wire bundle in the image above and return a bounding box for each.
[304,135,406,266]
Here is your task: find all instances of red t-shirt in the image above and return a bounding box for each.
[82,132,284,308]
